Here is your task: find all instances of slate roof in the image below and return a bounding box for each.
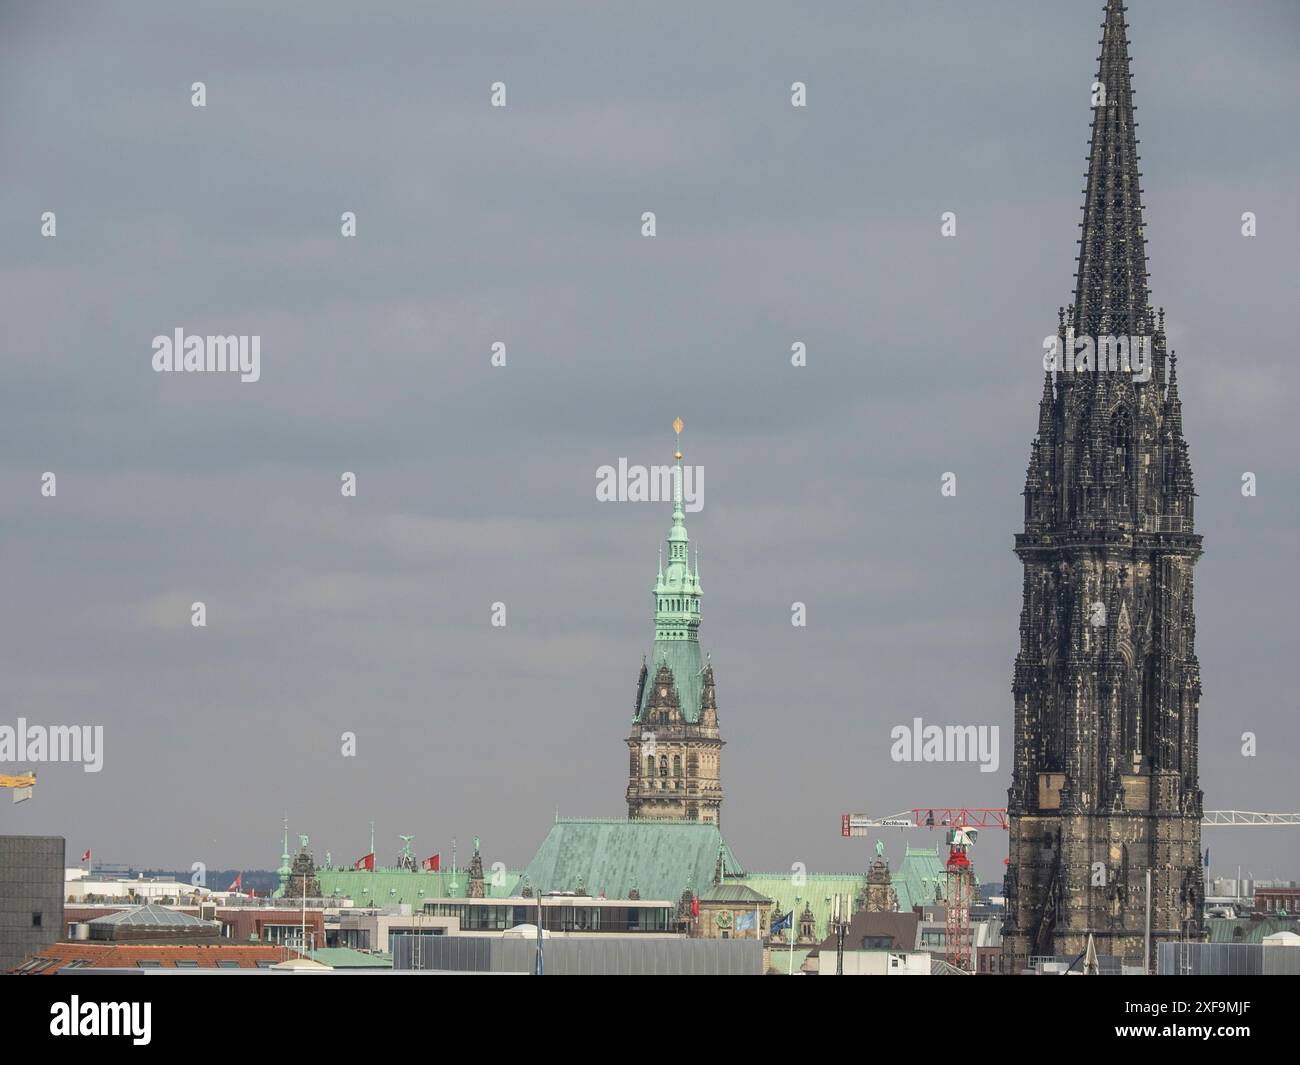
[816,909,921,953]
[701,883,770,904]
[513,818,743,899]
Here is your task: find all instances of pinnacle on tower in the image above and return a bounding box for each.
[1074,0,1149,339]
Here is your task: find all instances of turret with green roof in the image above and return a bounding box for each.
[626,420,723,825]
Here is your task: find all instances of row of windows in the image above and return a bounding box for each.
[135,959,271,968]
[645,754,689,778]
[633,753,717,773]
[657,598,698,612]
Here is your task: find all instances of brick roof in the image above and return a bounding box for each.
[12,941,286,974]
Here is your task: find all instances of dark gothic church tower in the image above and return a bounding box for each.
[1002,0,1205,971]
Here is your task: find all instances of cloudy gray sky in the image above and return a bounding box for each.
[2,0,1297,886]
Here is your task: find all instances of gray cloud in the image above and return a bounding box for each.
[1,0,1297,883]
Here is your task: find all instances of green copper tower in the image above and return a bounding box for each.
[626,420,723,825]
[276,815,292,895]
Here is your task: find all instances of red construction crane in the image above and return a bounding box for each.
[944,825,978,971]
[841,808,1008,835]
[840,806,997,973]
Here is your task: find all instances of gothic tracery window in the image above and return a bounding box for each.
[1111,409,1130,469]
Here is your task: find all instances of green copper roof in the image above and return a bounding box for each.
[513,818,743,900]
[701,883,770,904]
[737,846,949,942]
[735,873,866,944]
[311,867,519,906]
[309,947,393,969]
[638,639,707,724]
[768,947,813,974]
[1207,916,1298,945]
[893,845,946,911]
[637,456,709,724]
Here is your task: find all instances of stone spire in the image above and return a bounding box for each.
[860,839,898,912]
[467,836,485,899]
[1074,0,1150,339]
[1004,0,1205,974]
[287,834,321,900]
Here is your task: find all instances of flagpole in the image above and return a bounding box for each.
[536,893,544,976]
[788,901,795,975]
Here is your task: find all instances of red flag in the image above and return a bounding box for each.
[227,873,242,892]
[422,854,440,872]
[81,849,91,863]
[354,853,375,871]
[692,895,699,917]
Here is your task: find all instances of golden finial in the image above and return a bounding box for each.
[672,417,683,461]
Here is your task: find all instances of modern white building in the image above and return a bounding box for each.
[64,869,209,903]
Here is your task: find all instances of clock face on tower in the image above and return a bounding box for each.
[659,687,667,697]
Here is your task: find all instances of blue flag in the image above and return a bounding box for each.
[1204,847,1210,867]
[735,911,756,931]
[771,909,792,934]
